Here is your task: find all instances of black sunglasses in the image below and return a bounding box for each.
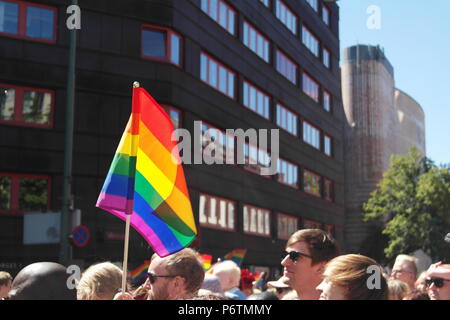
[425,277,450,288]
[147,272,176,284]
[284,250,312,262]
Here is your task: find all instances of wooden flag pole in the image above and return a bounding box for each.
[121,81,140,293]
[121,214,131,293]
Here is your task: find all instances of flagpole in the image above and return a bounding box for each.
[121,81,140,293]
[121,214,131,293]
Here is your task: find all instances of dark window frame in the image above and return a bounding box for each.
[0,172,51,214]
[141,24,183,68]
[0,83,55,128]
[0,0,57,43]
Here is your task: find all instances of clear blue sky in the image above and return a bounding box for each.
[339,0,450,165]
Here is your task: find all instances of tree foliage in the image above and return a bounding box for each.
[363,148,450,262]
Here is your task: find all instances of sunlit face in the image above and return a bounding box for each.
[0,280,11,299]
[316,278,348,300]
[391,261,415,287]
[427,279,450,300]
[147,257,175,300]
[281,241,319,292]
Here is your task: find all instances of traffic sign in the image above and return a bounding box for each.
[71,225,90,247]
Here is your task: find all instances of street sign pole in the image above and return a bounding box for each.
[59,0,78,266]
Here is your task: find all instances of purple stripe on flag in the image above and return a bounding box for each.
[97,192,134,215]
[103,208,170,257]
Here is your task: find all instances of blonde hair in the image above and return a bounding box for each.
[388,279,411,300]
[324,254,388,300]
[77,262,123,300]
[394,255,418,275]
[212,261,241,287]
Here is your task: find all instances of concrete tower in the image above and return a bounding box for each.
[341,45,426,253]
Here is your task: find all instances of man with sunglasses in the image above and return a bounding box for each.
[425,263,450,300]
[281,229,339,300]
[115,248,205,300]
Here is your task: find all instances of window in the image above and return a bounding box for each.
[302,25,319,57]
[161,105,181,129]
[243,80,270,119]
[323,90,331,112]
[323,48,331,69]
[0,84,53,128]
[276,50,297,85]
[142,26,182,66]
[324,134,332,157]
[303,170,321,197]
[275,0,297,35]
[324,179,334,202]
[259,0,270,7]
[200,0,236,35]
[199,193,235,231]
[276,103,298,136]
[277,158,298,188]
[322,5,330,26]
[200,52,236,99]
[303,219,322,229]
[243,204,271,237]
[306,0,318,12]
[303,121,320,150]
[277,213,298,240]
[0,0,56,42]
[302,73,319,102]
[243,21,270,63]
[201,121,235,164]
[0,173,50,213]
[244,143,271,176]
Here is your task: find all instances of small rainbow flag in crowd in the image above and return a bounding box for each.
[96,84,197,257]
[223,249,247,266]
[253,272,265,288]
[129,261,150,282]
[198,254,213,271]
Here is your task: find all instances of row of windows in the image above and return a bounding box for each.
[305,0,330,26]
[0,80,332,160]
[141,24,332,113]
[199,0,332,70]
[199,192,335,238]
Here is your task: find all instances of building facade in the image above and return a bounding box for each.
[342,45,426,253]
[0,0,344,277]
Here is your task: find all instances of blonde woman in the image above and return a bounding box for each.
[77,262,123,300]
[316,254,388,300]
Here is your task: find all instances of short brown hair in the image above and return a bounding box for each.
[286,229,339,265]
[0,271,12,286]
[165,248,205,294]
[325,254,388,300]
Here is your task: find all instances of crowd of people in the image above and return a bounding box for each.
[1,229,449,300]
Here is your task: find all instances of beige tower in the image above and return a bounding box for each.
[342,45,426,253]
[394,89,426,155]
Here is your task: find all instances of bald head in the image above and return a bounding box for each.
[9,262,76,300]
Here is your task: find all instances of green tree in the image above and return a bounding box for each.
[363,147,450,262]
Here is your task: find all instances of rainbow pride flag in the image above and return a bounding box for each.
[129,260,150,282]
[223,249,247,266]
[96,85,197,257]
[198,254,213,271]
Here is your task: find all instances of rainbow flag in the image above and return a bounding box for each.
[223,249,247,266]
[96,85,197,257]
[129,261,150,282]
[198,254,213,271]
[253,272,265,288]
